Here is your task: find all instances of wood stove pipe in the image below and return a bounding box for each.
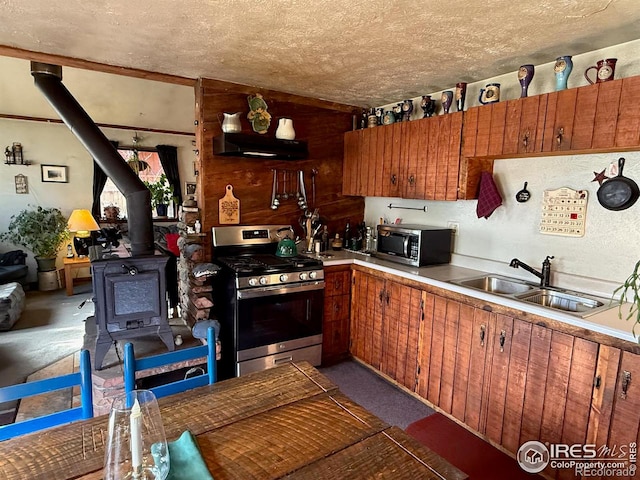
[30,62,154,256]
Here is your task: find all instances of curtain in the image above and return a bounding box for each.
[156,145,182,206]
[91,140,118,218]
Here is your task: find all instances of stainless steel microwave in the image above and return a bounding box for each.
[376,224,453,267]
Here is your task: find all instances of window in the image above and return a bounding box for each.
[100,148,175,219]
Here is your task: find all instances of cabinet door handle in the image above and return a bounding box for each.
[621,370,632,399]
[522,131,529,148]
[556,127,564,147]
[408,175,415,186]
[499,330,506,352]
[379,289,384,303]
[391,174,397,185]
[594,375,601,389]
[479,325,486,347]
[385,291,390,305]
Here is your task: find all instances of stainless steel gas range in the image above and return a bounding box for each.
[211,225,325,380]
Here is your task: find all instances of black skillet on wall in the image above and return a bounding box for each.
[597,157,639,211]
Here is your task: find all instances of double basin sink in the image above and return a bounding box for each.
[449,274,615,318]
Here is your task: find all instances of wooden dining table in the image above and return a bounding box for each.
[0,361,467,480]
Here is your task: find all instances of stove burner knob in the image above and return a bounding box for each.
[309,271,318,279]
[279,274,289,282]
[259,276,268,285]
[299,272,308,281]
[248,278,258,286]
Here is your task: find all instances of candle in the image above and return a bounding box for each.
[130,397,143,477]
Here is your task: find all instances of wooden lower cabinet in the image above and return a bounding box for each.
[322,266,351,365]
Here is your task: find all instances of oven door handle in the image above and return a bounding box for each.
[237,281,325,299]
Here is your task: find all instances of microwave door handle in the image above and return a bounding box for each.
[403,236,410,257]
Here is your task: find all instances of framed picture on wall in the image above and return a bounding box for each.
[41,165,68,183]
[185,182,197,195]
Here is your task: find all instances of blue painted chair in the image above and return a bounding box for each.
[123,327,217,399]
[0,349,94,441]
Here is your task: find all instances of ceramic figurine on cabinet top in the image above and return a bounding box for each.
[393,103,404,121]
[420,95,436,118]
[455,82,467,112]
[402,99,414,122]
[478,83,500,104]
[441,91,453,114]
[554,56,573,91]
[518,64,535,98]
[375,107,384,125]
[382,110,396,125]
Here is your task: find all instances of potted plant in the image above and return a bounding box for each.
[614,260,640,340]
[0,206,70,271]
[144,174,175,217]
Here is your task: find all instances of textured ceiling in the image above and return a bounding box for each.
[1,0,640,107]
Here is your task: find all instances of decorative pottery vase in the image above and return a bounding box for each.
[275,118,296,140]
[584,58,617,84]
[455,83,467,112]
[441,91,454,114]
[518,65,535,98]
[393,103,403,122]
[554,56,573,91]
[375,107,384,125]
[367,108,377,128]
[402,99,414,121]
[420,96,436,118]
[219,112,242,133]
[382,110,396,125]
[478,83,500,104]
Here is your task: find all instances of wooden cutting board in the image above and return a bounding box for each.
[219,184,240,224]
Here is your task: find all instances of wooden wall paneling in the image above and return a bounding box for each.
[392,283,411,386]
[461,107,480,158]
[451,302,475,422]
[464,308,492,432]
[381,124,396,197]
[556,337,599,480]
[487,101,507,156]
[586,345,621,448]
[519,324,552,445]
[474,105,493,157]
[427,295,447,406]
[197,78,364,246]
[425,117,440,200]
[416,292,436,396]
[592,80,623,149]
[570,83,599,150]
[615,76,640,148]
[502,99,523,156]
[439,299,461,414]
[373,125,386,197]
[414,119,430,200]
[342,130,359,195]
[404,288,424,391]
[484,314,514,445]
[547,88,578,152]
[501,318,532,453]
[435,115,452,201]
[446,112,463,201]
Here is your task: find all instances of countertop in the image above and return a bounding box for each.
[308,249,638,345]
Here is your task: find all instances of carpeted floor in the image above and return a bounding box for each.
[0,283,93,390]
[319,359,435,430]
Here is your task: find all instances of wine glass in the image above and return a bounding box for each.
[104,389,170,480]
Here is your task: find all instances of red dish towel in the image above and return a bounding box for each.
[476,172,503,219]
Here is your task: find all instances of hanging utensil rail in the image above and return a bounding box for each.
[387,204,428,212]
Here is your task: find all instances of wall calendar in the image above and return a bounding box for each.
[540,187,587,237]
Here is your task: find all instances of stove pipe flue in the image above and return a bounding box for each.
[30,62,154,256]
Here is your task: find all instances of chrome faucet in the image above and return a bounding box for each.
[509,256,554,287]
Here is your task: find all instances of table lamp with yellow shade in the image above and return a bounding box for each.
[67,209,100,257]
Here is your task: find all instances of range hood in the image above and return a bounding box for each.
[213,133,308,160]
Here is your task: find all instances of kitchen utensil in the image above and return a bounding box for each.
[311,168,318,206]
[597,157,640,211]
[270,169,279,210]
[282,171,289,200]
[218,184,240,224]
[275,227,297,257]
[298,170,308,210]
[516,182,530,203]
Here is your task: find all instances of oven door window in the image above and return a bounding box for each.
[236,288,323,351]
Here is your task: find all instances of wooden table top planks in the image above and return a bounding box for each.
[0,362,467,480]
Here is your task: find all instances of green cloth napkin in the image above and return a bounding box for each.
[166,430,214,480]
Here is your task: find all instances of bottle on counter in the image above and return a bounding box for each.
[343,219,352,247]
[321,226,329,252]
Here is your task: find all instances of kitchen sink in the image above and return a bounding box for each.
[450,274,616,318]
[451,274,536,295]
